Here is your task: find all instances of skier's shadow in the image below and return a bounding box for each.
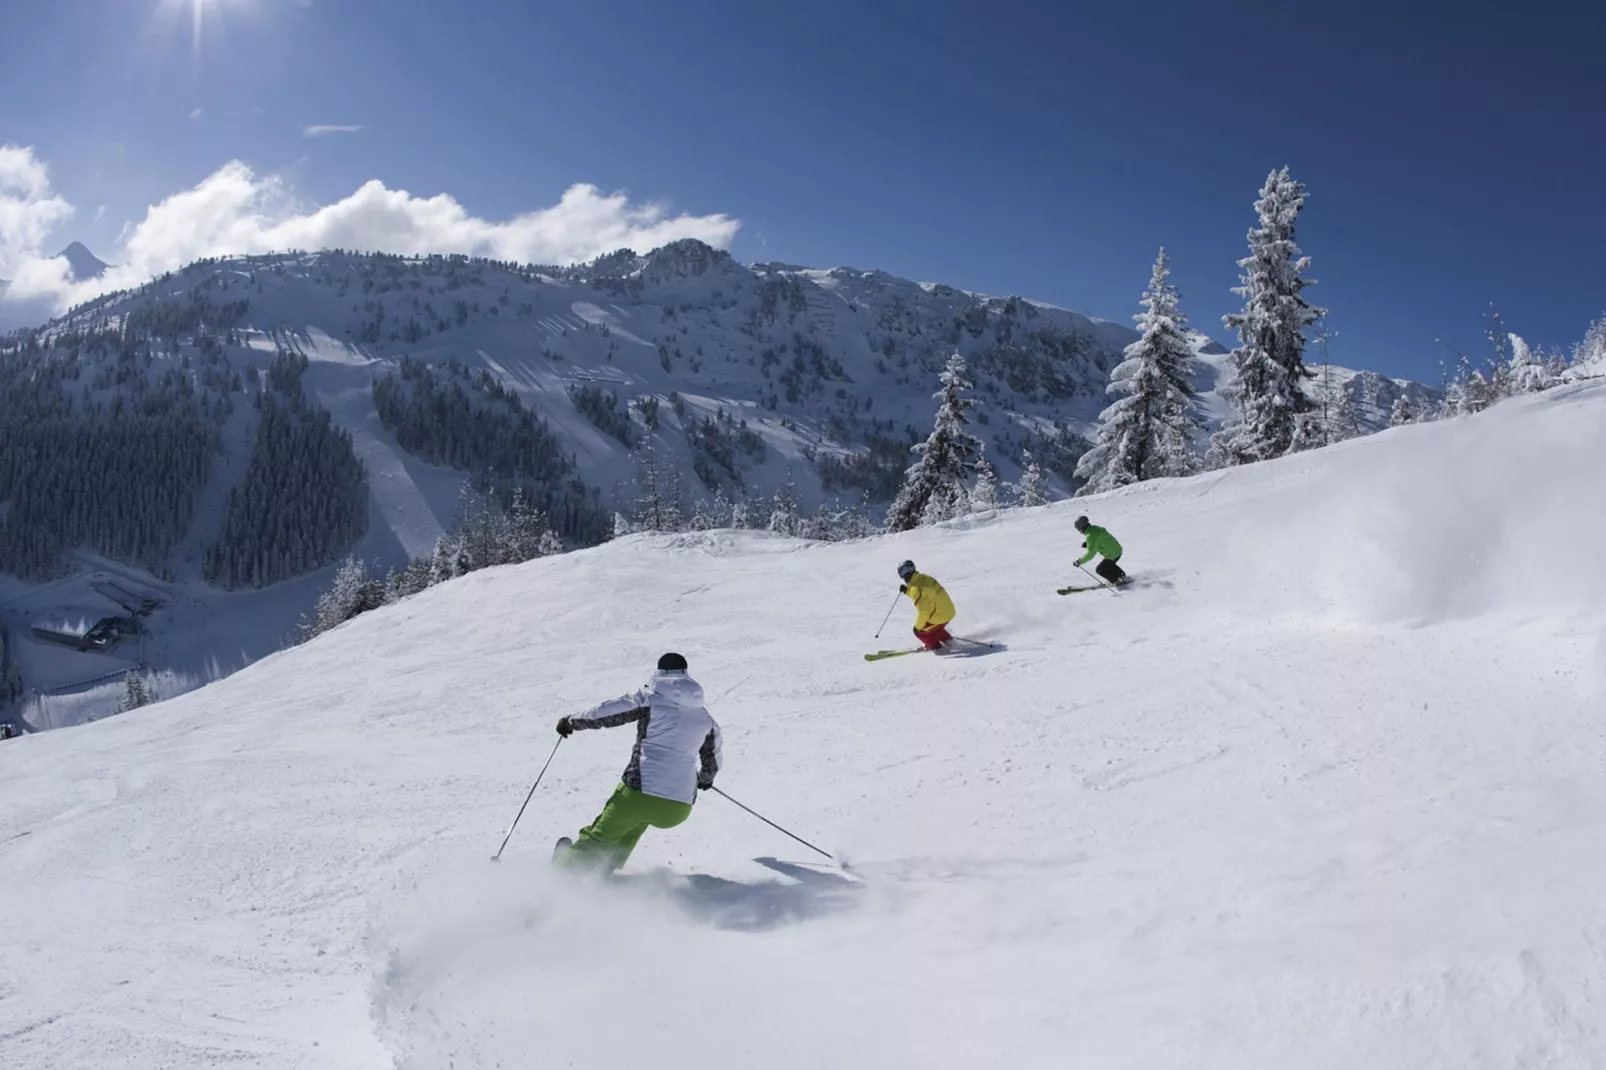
[656,856,863,933]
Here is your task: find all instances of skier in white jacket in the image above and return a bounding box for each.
[554,652,722,873]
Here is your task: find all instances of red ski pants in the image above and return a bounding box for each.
[914,623,952,650]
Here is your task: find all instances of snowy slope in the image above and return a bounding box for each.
[1,244,1436,728]
[2,380,1602,1069]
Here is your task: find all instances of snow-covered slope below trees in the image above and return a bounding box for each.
[0,244,1436,727]
[2,380,1601,1069]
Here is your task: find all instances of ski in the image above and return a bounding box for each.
[1057,585,1101,595]
[551,836,573,864]
[864,648,928,662]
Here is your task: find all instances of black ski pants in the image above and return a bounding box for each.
[1095,557,1127,584]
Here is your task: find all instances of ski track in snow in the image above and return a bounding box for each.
[570,300,655,348]
[301,342,457,561]
[3,384,1606,1068]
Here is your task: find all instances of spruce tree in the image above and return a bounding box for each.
[1328,383,1363,442]
[1573,315,1606,373]
[767,474,802,536]
[886,354,984,532]
[1389,396,1415,427]
[1505,334,1552,395]
[631,442,684,532]
[1013,455,1049,507]
[1075,249,1202,493]
[117,670,152,713]
[970,457,1000,512]
[1213,168,1327,464]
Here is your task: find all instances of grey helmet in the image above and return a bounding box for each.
[897,559,917,581]
[1073,515,1090,534]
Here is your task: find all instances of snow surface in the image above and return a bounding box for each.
[2,383,1604,1068]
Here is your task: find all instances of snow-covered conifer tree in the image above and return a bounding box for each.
[1327,384,1363,442]
[886,354,984,532]
[631,442,684,532]
[303,556,381,641]
[767,474,802,536]
[1573,315,1606,375]
[117,670,152,713]
[1075,249,1202,493]
[1012,455,1049,507]
[1505,334,1552,395]
[1212,168,1327,464]
[1389,396,1415,427]
[688,499,717,531]
[970,457,1000,513]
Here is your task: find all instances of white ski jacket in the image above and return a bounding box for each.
[567,670,722,805]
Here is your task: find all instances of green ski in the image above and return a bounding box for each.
[864,648,927,662]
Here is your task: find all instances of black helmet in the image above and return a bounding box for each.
[1073,515,1090,533]
[657,652,688,672]
[897,559,917,581]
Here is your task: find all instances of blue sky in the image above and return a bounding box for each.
[1,0,1601,381]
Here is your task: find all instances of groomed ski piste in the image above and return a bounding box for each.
[3,381,1604,1069]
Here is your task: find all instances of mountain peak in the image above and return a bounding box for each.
[55,242,110,281]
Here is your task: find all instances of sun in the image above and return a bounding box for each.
[153,0,257,59]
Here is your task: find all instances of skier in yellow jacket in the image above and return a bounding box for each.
[898,559,956,650]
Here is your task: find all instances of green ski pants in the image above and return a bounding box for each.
[563,782,693,873]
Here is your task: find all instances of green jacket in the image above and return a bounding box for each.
[1074,524,1121,566]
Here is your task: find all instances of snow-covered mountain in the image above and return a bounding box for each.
[0,242,1434,725]
[55,241,110,281]
[1,379,1600,1069]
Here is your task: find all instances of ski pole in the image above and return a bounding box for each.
[709,786,835,862]
[873,588,902,639]
[1077,563,1119,595]
[491,736,563,861]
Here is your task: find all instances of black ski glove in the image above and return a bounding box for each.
[556,716,573,738]
[1081,540,1087,549]
[899,584,908,595]
[697,778,715,791]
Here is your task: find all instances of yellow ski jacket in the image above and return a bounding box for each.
[904,572,955,630]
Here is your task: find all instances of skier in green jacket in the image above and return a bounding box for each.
[1073,515,1127,585]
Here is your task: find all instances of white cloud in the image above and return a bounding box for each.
[0,151,741,316]
[191,107,204,120]
[0,145,75,278]
[302,124,362,138]
[94,204,107,223]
